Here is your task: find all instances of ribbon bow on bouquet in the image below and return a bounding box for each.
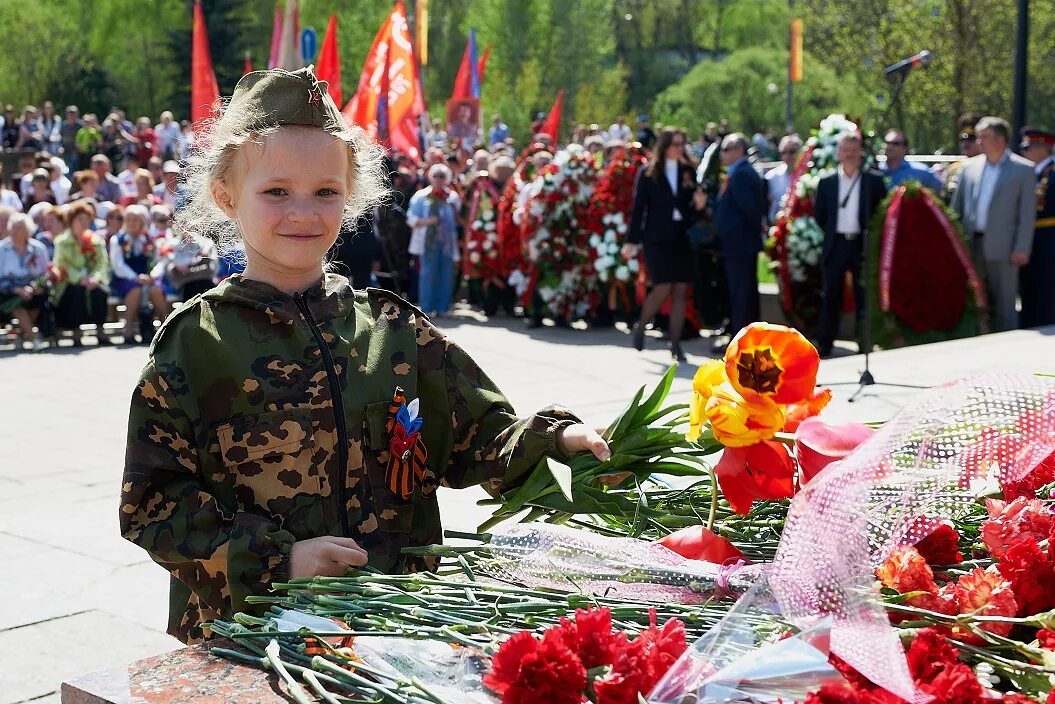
[386,387,430,500]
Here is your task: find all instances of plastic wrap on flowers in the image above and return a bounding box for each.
[768,374,1055,702]
[476,524,760,603]
[648,579,843,703]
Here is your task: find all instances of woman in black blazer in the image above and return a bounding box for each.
[623,127,706,361]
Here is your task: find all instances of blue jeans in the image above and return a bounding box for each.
[418,244,455,314]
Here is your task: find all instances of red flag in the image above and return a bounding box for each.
[191,1,220,130]
[538,89,564,142]
[244,51,253,75]
[268,2,283,69]
[377,41,391,145]
[450,30,480,101]
[316,14,342,106]
[477,43,492,85]
[344,1,422,160]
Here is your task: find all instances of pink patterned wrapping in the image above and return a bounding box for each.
[770,374,1055,702]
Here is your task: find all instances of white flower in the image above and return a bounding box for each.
[627,258,639,273]
[469,252,481,264]
[472,220,484,230]
[589,234,601,248]
[614,265,630,282]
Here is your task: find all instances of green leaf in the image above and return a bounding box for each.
[630,364,678,428]
[547,458,574,502]
[604,384,645,442]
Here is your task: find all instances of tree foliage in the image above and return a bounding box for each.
[1,0,1052,151]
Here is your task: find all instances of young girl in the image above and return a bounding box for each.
[120,67,609,645]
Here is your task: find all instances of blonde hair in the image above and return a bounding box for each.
[177,97,388,253]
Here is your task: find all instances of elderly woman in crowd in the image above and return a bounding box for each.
[52,200,110,346]
[109,204,168,343]
[407,163,462,317]
[0,213,52,351]
[70,170,101,203]
[100,205,125,243]
[32,204,66,259]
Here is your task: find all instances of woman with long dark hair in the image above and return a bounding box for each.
[622,127,706,361]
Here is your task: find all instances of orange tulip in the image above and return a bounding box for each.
[725,322,820,406]
[705,381,786,448]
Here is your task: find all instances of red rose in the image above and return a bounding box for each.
[483,629,587,704]
[914,523,963,565]
[981,497,1052,558]
[997,537,1055,616]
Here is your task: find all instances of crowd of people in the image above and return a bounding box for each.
[1,97,1053,357]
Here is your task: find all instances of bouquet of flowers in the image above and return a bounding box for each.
[766,114,863,331]
[584,147,647,315]
[0,263,65,316]
[512,144,600,320]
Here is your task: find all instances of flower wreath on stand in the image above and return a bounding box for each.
[512,144,600,321]
[866,180,988,348]
[767,114,865,333]
[499,143,551,301]
[462,173,505,283]
[584,145,647,319]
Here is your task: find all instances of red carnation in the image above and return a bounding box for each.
[905,628,960,683]
[1049,689,1055,704]
[1002,448,1055,500]
[917,660,985,704]
[483,629,587,704]
[949,567,1018,641]
[876,546,939,597]
[805,683,861,704]
[557,607,624,669]
[1002,695,1036,704]
[997,537,1055,616]
[1039,628,1055,650]
[981,497,1052,558]
[914,523,963,565]
[594,612,687,704]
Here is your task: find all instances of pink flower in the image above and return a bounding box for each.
[795,418,875,483]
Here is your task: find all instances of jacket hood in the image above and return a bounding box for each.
[202,273,357,325]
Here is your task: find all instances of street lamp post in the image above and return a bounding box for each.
[1011,0,1029,142]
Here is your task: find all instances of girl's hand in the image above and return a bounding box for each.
[289,536,368,579]
[557,424,612,461]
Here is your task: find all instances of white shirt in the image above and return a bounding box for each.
[0,188,22,212]
[154,122,183,154]
[837,166,862,234]
[609,123,632,143]
[50,175,71,205]
[765,162,790,222]
[116,169,138,198]
[975,150,1009,233]
[665,159,683,221]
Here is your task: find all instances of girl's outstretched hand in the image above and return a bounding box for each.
[557,424,612,461]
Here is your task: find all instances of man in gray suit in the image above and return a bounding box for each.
[951,116,1037,331]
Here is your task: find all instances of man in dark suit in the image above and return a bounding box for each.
[1019,127,1055,328]
[713,133,766,335]
[812,131,887,357]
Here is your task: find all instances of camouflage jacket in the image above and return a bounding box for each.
[120,274,579,644]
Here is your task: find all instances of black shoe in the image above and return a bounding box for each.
[631,323,645,351]
[97,335,113,346]
[671,343,688,363]
[72,337,83,348]
[525,316,543,329]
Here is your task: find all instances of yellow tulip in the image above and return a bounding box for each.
[705,382,786,448]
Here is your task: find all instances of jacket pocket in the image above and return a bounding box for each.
[216,408,319,510]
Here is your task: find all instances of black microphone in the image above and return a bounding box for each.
[883,50,933,76]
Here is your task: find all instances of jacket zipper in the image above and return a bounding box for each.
[293,293,351,538]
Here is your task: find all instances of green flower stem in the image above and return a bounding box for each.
[706,464,719,532]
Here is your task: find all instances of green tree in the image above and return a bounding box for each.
[652,46,870,137]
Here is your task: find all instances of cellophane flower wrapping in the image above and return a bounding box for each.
[477,524,760,603]
[648,579,843,703]
[778,375,1054,701]
[649,374,1055,703]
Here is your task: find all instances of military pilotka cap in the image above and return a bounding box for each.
[230,65,345,132]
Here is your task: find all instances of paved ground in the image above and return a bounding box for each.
[2,310,1053,703]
